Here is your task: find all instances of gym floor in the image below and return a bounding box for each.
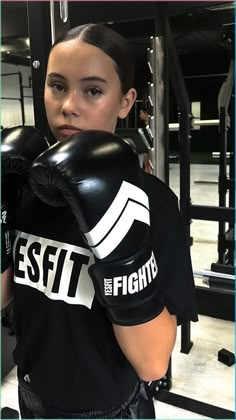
[1,162,234,419]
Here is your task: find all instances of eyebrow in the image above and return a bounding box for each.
[47,73,107,84]
[47,73,66,80]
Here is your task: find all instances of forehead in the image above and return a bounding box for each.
[47,39,118,79]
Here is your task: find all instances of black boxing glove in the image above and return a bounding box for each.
[1,126,49,273]
[30,130,164,325]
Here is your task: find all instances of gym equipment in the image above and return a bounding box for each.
[218,349,235,367]
[147,28,168,184]
[169,119,220,131]
[217,57,234,268]
[212,152,230,159]
[153,15,235,420]
[115,127,152,154]
[194,269,234,281]
[194,269,235,292]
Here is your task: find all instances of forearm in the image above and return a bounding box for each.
[113,307,177,382]
[1,266,14,309]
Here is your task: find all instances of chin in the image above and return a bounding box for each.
[54,132,69,143]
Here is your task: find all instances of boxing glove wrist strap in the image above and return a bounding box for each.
[1,204,13,273]
[88,248,164,326]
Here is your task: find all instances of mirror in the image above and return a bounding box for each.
[1,1,34,129]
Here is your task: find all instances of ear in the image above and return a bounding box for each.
[118,88,137,119]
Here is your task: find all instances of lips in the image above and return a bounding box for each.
[57,125,81,137]
[60,128,81,136]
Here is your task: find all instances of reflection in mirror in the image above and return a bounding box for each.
[1,1,34,129]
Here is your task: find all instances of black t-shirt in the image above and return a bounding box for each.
[11,172,198,412]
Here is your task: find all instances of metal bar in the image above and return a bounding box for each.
[212,152,230,158]
[169,119,219,131]
[50,0,56,45]
[167,22,192,355]
[211,262,235,275]
[2,73,21,77]
[190,205,234,223]
[18,72,25,126]
[195,285,234,320]
[228,153,234,265]
[155,389,235,419]
[193,119,220,126]
[184,73,228,79]
[217,49,234,265]
[218,107,228,264]
[27,1,52,142]
[218,60,234,112]
[194,269,235,281]
[60,0,68,23]
[207,278,234,291]
[167,21,191,236]
[151,2,169,184]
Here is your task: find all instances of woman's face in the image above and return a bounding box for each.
[44,39,136,141]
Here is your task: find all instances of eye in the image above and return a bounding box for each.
[47,82,66,93]
[84,87,103,97]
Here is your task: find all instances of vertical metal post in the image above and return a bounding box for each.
[217,59,234,265]
[167,23,193,354]
[228,150,234,265]
[50,0,56,45]
[27,1,53,142]
[229,153,234,209]
[151,3,169,184]
[218,107,228,264]
[18,72,25,126]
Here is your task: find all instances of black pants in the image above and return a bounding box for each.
[18,377,155,419]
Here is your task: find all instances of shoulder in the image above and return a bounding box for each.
[143,173,184,237]
[143,173,178,209]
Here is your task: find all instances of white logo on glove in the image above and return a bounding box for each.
[86,181,150,259]
[104,251,158,296]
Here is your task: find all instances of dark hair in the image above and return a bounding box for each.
[51,23,135,94]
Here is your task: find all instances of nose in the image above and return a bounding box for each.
[61,90,80,116]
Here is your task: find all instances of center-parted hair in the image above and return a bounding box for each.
[51,23,135,94]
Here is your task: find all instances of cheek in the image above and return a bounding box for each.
[92,106,119,128]
[44,95,57,129]
[45,92,59,117]
[97,97,122,119]
[44,91,51,114]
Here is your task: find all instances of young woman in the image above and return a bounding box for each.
[1,23,198,419]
